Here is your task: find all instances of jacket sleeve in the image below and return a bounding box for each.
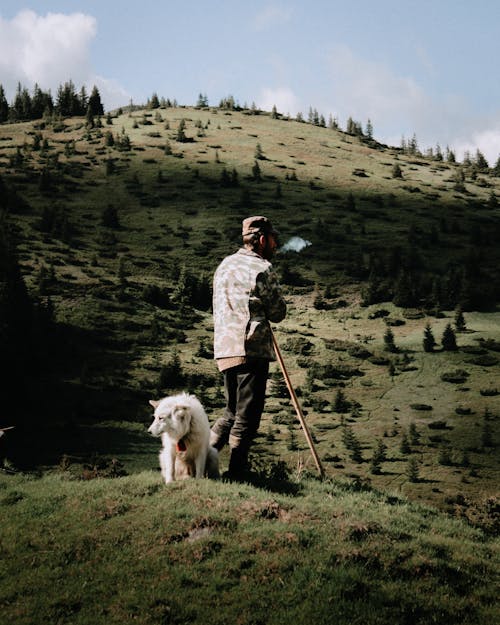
[257,268,287,323]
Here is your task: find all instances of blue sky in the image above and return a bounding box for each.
[1,1,499,163]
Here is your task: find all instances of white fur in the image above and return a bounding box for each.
[148,392,219,483]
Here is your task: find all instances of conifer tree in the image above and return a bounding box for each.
[176,119,187,142]
[370,439,387,474]
[423,322,436,352]
[0,84,8,122]
[446,146,456,163]
[334,388,349,412]
[492,155,500,177]
[409,422,420,445]
[384,327,397,352]
[454,306,466,332]
[255,143,264,160]
[85,106,94,128]
[150,93,160,109]
[341,426,363,462]
[474,149,489,170]
[365,118,373,140]
[392,163,403,178]
[393,270,415,307]
[88,85,104,116]
[407,458,420,482]
[78,85,88,114]
[441,323,457,351]
[158,350,184,391]
[400,432,411,454]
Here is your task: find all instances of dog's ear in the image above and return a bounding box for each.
[149,399,160,409]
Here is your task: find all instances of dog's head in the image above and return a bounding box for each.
[148,396,193,441]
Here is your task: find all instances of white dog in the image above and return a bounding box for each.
[148,392,219,483]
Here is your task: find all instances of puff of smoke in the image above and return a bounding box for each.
[280,236,312,253]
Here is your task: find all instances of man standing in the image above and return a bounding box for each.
[211,216,287,479]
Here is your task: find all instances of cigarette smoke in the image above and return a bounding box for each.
[280,236,312,253]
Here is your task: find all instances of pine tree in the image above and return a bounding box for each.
[407,458,420,482]
[85,106,94,128]
[255,143,264,160]
[400,432,411,454]
[150,93,160,109]
[383,327,397,353]
[365,118,373,140]
[78,85,88,115]
[370,439,387,474]
[393,270,415,307]
[492,155,500,177]
[0,84,8,122]
[454,306,466,332]
[334,389,349,413]
[445,146,455,162]
[56,80,80,117]
[392,163,403,178]
[441,323,457,351]
[423,322,436,352]
[176,119,187,142]
[88,85,104,116]
[341,426,363,462]
[474,149,489,170]
[158,350,184,390]
[409,422,420,445]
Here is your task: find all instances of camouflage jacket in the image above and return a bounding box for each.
[213,248,286,361]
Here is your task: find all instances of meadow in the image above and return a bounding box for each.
[0,103,499,623]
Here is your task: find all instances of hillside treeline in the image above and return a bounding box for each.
[0,81,104,123]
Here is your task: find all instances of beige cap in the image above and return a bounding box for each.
[241,215,278,236]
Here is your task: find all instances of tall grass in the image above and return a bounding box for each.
[0,470,498,625]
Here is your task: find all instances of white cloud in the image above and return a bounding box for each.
[454,126,500,166]
[257,87,300,117]
[253,5,293,31]
[324,44,429,136]
[322,44,500,163]
[0,10,129,110]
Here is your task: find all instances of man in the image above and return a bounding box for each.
[211,216,287,479]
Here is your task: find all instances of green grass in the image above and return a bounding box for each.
[0,470,498,625]
[0,104,499,625]
[1,106,499,511]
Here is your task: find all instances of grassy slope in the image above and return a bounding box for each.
[1,108,499,506]
[0,470,498,625]
[1,106,499,624]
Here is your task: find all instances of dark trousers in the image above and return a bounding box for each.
[211,360,269,454]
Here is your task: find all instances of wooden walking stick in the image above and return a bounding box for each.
[271,330,325,478]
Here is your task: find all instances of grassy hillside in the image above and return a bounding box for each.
[1,103,499,625]
[0,105,499,513]
[0,470,498,625]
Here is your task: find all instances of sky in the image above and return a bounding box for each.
[1,0,499,164]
